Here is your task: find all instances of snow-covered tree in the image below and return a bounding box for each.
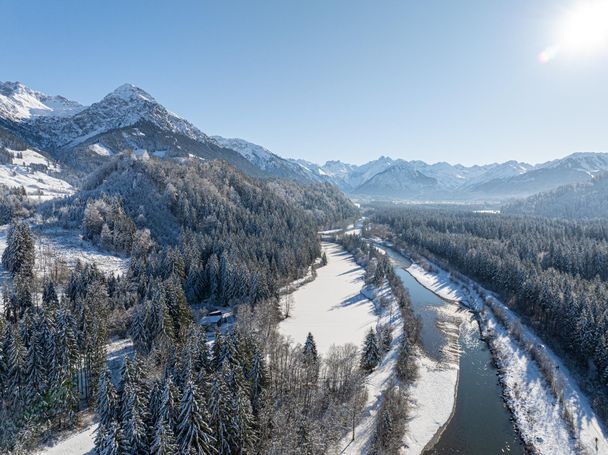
[176,379,215,454]
[360,329,380,373]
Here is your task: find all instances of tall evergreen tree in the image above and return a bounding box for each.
[176,379,216,454]
[360,329,380,373]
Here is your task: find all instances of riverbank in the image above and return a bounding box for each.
[405,255,608,455]
[338,282,404,454]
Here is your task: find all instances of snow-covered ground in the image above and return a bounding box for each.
[33,227,130,276]
[0,225,129,280]
[7,148,60,171]
[404,350,458,454]
[338,283,404,454]
[401,301,463,455]
[0,164,73,201]
[0,225,129,312]
[405,257,608,455]
[279,242,413,453]
[278,242,377,354]
[36,338,132,454]
[0,148,73,200]
[35,423,97,455]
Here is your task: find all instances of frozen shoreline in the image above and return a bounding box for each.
[405,256,608,455]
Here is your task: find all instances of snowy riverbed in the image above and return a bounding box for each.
[401,303,464,455]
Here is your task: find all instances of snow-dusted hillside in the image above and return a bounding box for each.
[18,83,211,150]
[212,136,323,183]
[0,147,73,200]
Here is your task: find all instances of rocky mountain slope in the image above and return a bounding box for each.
[1,81,606,202]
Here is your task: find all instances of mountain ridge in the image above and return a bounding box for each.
[1,81,607,201]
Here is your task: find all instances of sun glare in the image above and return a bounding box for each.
[540,0,608,63]
[559,0,608,53]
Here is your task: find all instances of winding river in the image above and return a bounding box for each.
[384,245,525,454]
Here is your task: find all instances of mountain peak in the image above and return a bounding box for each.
[107,83,156,103]
[0,81,28,95]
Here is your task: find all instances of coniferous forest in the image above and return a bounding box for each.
[0,154,362,453]
[371,207,608,420]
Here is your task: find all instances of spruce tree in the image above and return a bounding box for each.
[96,367,117,435]
[302,332,318,364]
[176,379,216,454]
[42,280,59,307]
[360,328,380,373]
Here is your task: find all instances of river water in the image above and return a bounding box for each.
[384,245,525,454]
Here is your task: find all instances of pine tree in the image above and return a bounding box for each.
[360,328,380,373]
[247,351,269,417]
[151,417,179,455]
[119,358,149,454]
[97,420,122,455]
[208,370,232,455]
[24,322,47,404]
[4,325,25,407]
[225,365,256,453]
[2,222,35,278]
[176,379,216,454]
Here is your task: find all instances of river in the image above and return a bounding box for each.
[384,245,525,454]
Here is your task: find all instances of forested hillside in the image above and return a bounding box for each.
[0,152,359,452]
[503,173,608,219]
[40,155,357,305]
[372,208,608,419]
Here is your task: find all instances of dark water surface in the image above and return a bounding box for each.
[383,245,525,455]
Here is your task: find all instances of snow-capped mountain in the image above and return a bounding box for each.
[321,160,358,179]
[468,153,608,197]
[354,161,438,198]
[0,81,83,121]
[211,136,322,183]
[302,153,607,200]
[2,81,606,201]
[14,83,211,151]
[0,82,275,177]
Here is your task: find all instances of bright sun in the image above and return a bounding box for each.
[559,0,608,52]
[540,0,608,62]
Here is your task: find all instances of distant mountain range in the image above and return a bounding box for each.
[1,80,607,202]
[292,153,608,201]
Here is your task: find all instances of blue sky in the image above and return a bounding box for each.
[3,0,608,165]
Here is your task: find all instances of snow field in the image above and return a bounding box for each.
[279,242,412,453]
[35,423,97,455]
[278,242,377,355]
[0,164,73,200]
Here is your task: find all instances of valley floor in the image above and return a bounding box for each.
[278,242,376,354]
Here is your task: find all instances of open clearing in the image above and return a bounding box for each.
[279,242,377,355]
